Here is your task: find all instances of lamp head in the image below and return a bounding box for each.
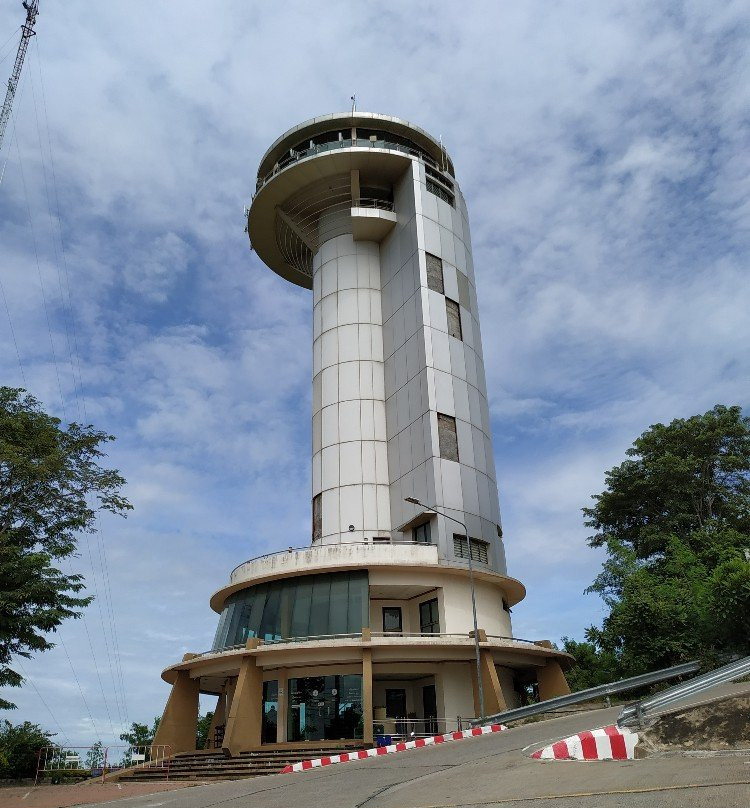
[404,496,421,506]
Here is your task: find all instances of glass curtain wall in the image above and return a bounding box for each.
[212,571,369,650]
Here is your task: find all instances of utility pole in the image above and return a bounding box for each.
[0,1,40,153]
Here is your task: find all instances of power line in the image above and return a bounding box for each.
[32,36,131,731]
[15,658,72,747]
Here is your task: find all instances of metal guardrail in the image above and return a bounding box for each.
[618,654,750,728]
[472,660,700,727]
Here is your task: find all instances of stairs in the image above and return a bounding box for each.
[119,745,362,782]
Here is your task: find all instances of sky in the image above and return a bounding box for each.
[0,0,748,747]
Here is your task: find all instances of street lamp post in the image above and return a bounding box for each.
[404,496,486,722]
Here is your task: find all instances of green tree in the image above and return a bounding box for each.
[196,711,214,749]
[0,387,131,708]
[119,717,161,748]
[85,741,104,771]
[0,720,53,779]
[578,405,750,678]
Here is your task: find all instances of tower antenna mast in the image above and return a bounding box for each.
[0,1,40,153]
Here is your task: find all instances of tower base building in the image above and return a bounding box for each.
[154,113,572,755]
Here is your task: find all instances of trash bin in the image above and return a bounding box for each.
[375,734,392,748]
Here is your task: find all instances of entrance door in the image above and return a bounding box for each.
[422,684,437,735]
[385,688,407,736]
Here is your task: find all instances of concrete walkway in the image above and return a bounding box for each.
[74,699,750,808]
[0,781,192,808]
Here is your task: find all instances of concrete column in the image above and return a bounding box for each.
[222,640,263,755]
[469,633,507,718]
[537,660,571,701]
[152,669,199,754]
[362,647,374,746]
[203,690,227,750]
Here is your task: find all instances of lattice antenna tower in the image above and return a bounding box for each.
[0,1,40,153]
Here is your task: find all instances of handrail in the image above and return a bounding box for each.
[618,654,750,728]
[230,540,435,579]
[254,138,452,196]
[352,197,395,211]
[472,660,700,727]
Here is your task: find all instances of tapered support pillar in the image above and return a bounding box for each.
[204,689,227,750]
[362,630,373,746]
[537,660,571,701]
[470,631,507,718]
[153,668,200,754]
[222,639,263,755]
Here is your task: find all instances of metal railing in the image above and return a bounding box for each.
[472,660,700,727]
[35,744,172,784]
[255,138,451,195]
[352,197,395,211]
[373,716,465,739]
[618,654,750,728]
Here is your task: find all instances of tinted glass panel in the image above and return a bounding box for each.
[426,253,444,294]
[288,675,363,741]
[419,598,440,633]
[438,413,459,462]
[382,607,402,633]
[262,681,278,744]
[212,571,369,650]
[446,298,462,340]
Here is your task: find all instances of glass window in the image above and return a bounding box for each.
[288,675,363,741]
[438,413,459,462]
[453,534,489,564]
[426,253,444,294]
[419,598,440,633]
[413,522,431,544]
[312,494,322,543]
[446,298,462,340]
[382,607,402,633]
[212,571,369,650]
[262,681,278,744]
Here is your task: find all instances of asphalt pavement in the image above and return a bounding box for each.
[77,693,750,808]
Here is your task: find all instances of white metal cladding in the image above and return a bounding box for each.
[380,161,505,574]
[312,235,390,545]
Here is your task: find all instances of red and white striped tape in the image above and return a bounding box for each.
[531,725,638,761]
[281,723,508,774]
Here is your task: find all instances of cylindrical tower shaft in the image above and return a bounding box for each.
[312,233,389,544]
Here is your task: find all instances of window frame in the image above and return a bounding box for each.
[452,534,490,565]
[413,521,432,544]
[419,598,440,634]
[437,412,460,462]
[382,606,403,634]
[426,252,444,294]
[445,297,463,341]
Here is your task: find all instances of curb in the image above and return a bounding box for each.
[281,724,508,773]
[531,725,639,761]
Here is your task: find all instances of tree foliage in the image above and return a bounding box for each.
[576,405,750,679]
[196,711,214,749]
[119,718,160,748]
[0,720,53,779]
[0,387,131,708]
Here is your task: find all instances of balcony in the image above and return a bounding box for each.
[228,541,439,587]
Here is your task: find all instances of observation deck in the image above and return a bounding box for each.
[247,112,457,289]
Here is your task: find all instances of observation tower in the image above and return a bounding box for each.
[153,113,572,757]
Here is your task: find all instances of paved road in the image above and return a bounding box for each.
[79,693,749,808]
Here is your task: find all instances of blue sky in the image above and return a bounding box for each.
[0,1,748,746]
